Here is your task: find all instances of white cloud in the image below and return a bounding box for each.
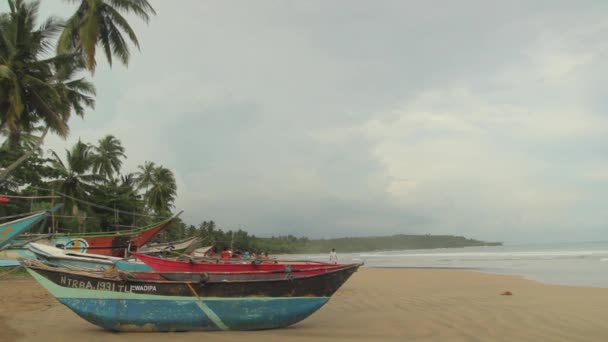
[30,1,608,242]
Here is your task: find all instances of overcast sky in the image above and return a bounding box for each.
[21,1,608,243]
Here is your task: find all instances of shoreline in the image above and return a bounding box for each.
[3,267,608,341]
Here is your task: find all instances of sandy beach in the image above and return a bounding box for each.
[2,267,608,342]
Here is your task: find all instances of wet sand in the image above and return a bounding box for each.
[2,268,608,341]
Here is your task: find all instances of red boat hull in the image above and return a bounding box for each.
[70,220,173,257]
[132,252,348,273]
[55,214,182,257]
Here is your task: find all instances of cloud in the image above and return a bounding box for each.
[29,1,608,243]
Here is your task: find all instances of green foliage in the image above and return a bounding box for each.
[90,135,125,179]
[0,0,95,139]
[0,134,177,234]
[58,0,156,72]
[135,161,177,215]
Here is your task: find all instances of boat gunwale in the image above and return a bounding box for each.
[23,260,362,285]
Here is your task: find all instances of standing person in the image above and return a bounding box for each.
[329,248,338,264]
[221,247,231,262]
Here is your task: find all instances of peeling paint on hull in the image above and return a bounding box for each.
[34,256,152,272]
[0,204,62,248]
[60,297,329,331]
[25,262,359,332]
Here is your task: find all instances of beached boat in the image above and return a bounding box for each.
[138,236,200,255]
[10,211,183,257]
[28,243,347,278]
[132,252,348,273]
[0,204,63,249]
[27,243,151,272]
[23,260,360,332]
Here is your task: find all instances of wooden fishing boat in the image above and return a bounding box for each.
[27,242,151,272]
[0,204,63,249]
[132,252,348,273]
[138,236,201,255]
[11,211,183,257]
[23,260,360,332]
[28,243,346,278]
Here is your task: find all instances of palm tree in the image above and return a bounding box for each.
[135,162,177,215]
[91,134,125,180]
[0,0,95,137]
[48,140,103,213]
[0,0,95,180]
[134,160,155,190]
[58,0,156,73]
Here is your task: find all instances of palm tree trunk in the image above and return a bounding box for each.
[0,126,50,180]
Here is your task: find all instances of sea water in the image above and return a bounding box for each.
[282,241,608,288]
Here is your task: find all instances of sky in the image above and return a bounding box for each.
[14,1,608,243]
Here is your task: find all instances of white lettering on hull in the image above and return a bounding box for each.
[59,276,157,292]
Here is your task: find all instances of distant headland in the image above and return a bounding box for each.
[252,234,502,254]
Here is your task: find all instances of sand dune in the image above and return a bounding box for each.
[2,268,608,341]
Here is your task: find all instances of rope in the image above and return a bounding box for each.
[0,195,61,199]
[0,211,39,221]
[1,179,171,219]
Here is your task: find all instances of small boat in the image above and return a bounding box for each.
[28,243,345,278]
[23,260,360,332]
[132,252,348,273]
[190,245,213,258]
[0,204,63,249]
[27,242,151,272]
[138,236,201,255]
[10,210,183,257]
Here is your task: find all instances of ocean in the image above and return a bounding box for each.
[281,241,608,288]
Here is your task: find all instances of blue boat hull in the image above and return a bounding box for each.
[27,266,330,331]
[60,297,328,331]
[0,204,62,248]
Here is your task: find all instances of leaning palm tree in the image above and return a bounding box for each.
[0,0,95,180]
[58,0,156,73]
[91,134,126,180]
[0,0,95,137]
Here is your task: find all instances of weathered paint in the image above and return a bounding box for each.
[133,252,351,273]
[34,256,152,272]
[27,267,334,332]
[58,297,329,331]
[27,243,152,271]
[28,263,360,298]
[0,204,62,248]
[11,211,182,257]
[0,259,20,267]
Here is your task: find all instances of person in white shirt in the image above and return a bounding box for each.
[329,248,338,264]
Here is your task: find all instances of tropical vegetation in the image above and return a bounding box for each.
[1,0,168,232]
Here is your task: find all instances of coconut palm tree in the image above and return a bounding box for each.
[134,160,155,190]
[145,165,176,213]
[135,162,176,215]
[0,0,95,180]
[48,140,103,213]
[58,0,156,73]
[0,0,95,136]
[91,134,125,180]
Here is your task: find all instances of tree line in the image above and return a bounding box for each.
[0,0,173,231]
